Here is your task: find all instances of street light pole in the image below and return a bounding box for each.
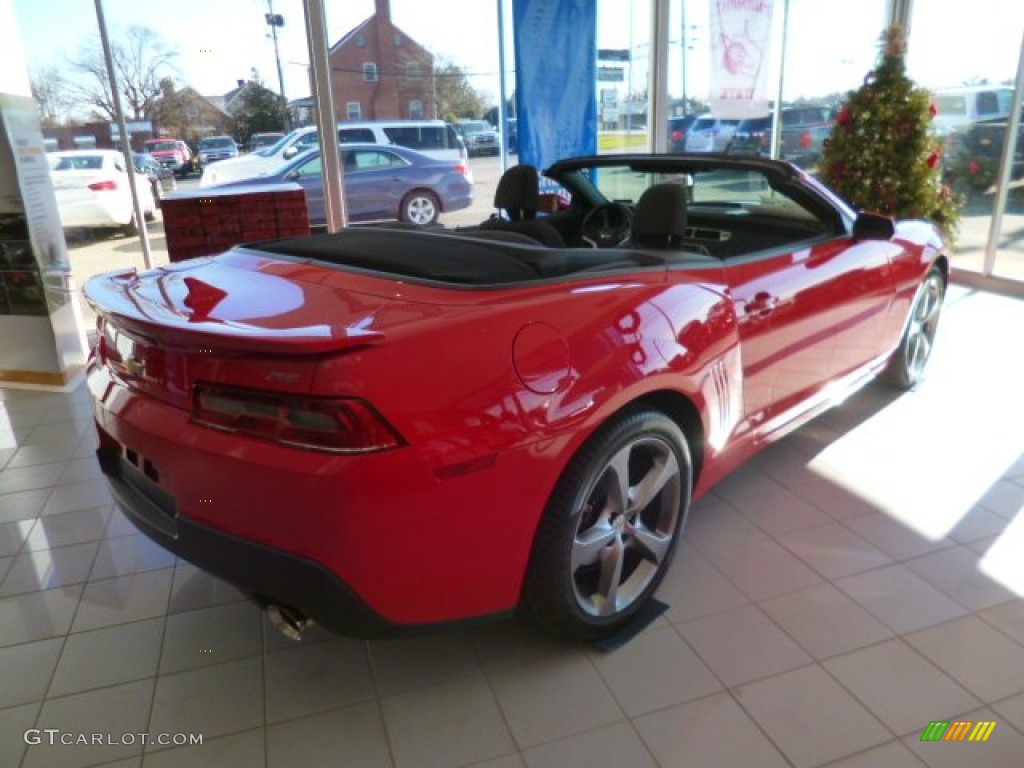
[265,0,288,125]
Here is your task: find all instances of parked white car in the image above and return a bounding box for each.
[50,150,155,235]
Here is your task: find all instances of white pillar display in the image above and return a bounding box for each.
[0,0,89,390]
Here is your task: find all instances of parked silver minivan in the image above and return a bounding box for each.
[683,116,742,153]
[932,86,1014,137]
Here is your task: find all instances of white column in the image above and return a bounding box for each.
[0,0,89,390]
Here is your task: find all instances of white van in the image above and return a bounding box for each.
[201,120,467,187]
[932,86,1014,137]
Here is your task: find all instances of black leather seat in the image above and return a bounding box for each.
[480,165,565,247]
[628,183,690,249]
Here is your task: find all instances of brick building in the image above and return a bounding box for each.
[328,0,436,121]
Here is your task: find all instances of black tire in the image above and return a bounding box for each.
[121,212,139,237]
[884,266,945,390]
[523,408,692,640]
[400,190,440,226]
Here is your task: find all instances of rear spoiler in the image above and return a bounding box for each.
[84,268,385,355]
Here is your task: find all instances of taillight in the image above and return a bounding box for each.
[88,180,118,191]
[455,162,470,178]
[671,129,683,142]
[192,383,404,454]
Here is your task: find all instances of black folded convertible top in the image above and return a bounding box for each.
[246,227,701,286]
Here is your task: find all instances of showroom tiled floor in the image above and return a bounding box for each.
[1,283,1023,768]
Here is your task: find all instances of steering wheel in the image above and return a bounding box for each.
[580,203,632,248]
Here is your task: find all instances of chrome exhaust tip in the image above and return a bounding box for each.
[266,604,313,641]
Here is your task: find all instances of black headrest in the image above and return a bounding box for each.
[493,165,540,220]
[631,183,689,247]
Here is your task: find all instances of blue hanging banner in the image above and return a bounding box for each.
[512,0,597,172]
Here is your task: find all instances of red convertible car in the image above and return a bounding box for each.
[84,154,947,641]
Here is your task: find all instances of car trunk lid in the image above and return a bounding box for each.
[86,250,397,409]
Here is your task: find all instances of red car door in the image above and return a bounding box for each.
[727,237,896,431]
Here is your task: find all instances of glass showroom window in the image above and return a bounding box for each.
[908,1,1024,283]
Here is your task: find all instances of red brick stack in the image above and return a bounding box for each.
[161,183,311,263]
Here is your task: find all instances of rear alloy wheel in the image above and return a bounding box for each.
[885,266,944,389]
[400,190,440,226]
[524,409,691,640]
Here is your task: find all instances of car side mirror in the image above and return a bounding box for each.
[852,211,895,241]
[285,170,300,180]
[283,147,298,160]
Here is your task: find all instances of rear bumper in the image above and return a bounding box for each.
[96,444,443,637]
[87,365,539,634]
[58,198,128,228]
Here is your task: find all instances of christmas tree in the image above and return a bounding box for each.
[820,27,959,241]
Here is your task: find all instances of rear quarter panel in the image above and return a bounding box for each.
[302,268,737,617]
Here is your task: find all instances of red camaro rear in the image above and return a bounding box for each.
[85,155,948,640]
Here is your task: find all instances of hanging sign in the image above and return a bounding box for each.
[709,0,776,118]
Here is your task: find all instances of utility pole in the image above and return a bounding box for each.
[265,0,288,126]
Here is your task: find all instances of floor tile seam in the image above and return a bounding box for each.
[40,475,115,517]
[0,483,58,521]
[0,536,103,601]
[0,460,72,495]
[471,646,626,754]
[511,715,664,767]
[358,636,400,768]
[971,606,1024,653]
[258,623,271,768]
[989,695,1024,740]
[685,490,776,554]
[699,546,829,605]
[12,699,41,768]
[40,578,153,707]
[67,564,174,641]
[814,635,984,740]
[898,553,1021,616]
[901,613,1024,702]
[145,655,265,748]
[770,524,899,583]
[20,504,114,555]
[0,579,87,652]
[23,593,80,768]
[827,571,971,638]
[713,684,805,768]
[810,740,925,768]
[680,510,831,604]
[82,526,146,586]
[86,531,174,585]
[138,723,262,757]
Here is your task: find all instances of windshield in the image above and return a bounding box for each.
[563,162,821,224]
[256,131,301,156]
[199,137,234,149]
[457,121,492,135]
[146,141,178,152]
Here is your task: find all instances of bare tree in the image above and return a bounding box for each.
[30,65,75,127]
[433,60,487,120]
[66,26,178,121]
